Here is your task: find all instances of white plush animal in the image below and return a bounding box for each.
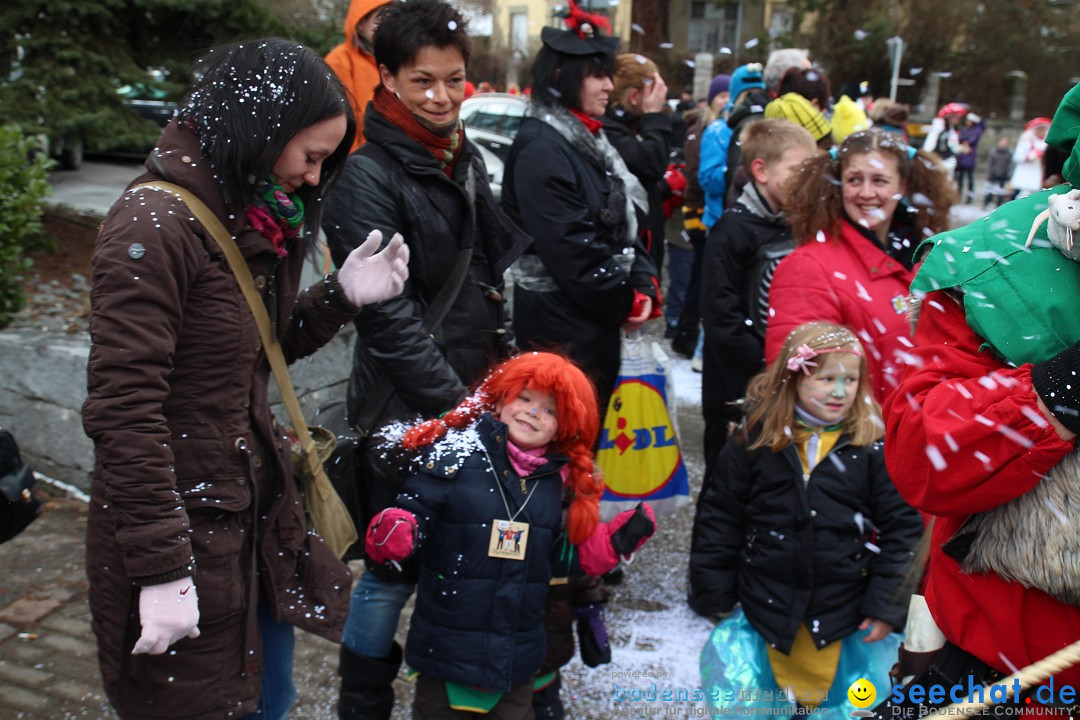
[1025,189,1080,261]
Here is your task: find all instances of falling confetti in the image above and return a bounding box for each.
[925,444,947,471]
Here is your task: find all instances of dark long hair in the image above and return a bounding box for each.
[178,38,355,236]
[530,46,615,111]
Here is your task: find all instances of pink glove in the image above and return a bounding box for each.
[365,508,419,565]
[133,577,200,655]
[578,502,657,576]
[337,229,410,307]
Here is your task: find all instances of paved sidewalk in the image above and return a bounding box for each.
[0,489,415,719]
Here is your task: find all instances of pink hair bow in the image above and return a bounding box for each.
[787,344,819,375]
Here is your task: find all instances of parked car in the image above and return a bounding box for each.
[460,93,527,201]
[40,82,178,170]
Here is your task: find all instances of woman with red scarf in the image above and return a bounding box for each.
[501,5,661,414]
[321,1,532,717]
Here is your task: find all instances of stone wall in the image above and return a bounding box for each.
[0,326,355,492]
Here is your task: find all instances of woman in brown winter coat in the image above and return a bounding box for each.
[81,39,408,720]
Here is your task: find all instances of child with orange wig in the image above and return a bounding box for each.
[365,351,655,718]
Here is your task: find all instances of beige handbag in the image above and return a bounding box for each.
[136,182,359,558]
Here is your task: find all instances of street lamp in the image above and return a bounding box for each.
[886,36,915,102]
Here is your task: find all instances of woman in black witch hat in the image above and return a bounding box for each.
[501,5,662,717]
[501,1,661,417]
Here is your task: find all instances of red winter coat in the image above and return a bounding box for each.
[884,290,1080,685]
[765,220,914,402]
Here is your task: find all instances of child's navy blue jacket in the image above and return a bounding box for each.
[398,413,576,692]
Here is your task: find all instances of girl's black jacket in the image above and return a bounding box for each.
[688,427,922,653]
[399,414,580,692]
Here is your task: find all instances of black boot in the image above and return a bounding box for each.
[338,642,402,720]
[670,311,700,359]
[532,672,565,720]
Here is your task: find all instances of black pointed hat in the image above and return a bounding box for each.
[541,0,620,57]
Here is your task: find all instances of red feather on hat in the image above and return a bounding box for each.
[562,0,611,38]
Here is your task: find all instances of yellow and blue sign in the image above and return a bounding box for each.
[597,367,689,519]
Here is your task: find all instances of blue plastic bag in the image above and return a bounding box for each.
[700,608,900,719]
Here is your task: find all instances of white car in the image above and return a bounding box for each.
[460,93,527,201]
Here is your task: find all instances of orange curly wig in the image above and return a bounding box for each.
[403,352,603,544]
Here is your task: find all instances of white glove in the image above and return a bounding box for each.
[336,229,410,307]
[132,577,201,655]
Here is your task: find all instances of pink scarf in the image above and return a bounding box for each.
[506,440,570,485]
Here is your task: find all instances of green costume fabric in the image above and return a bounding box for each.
[911,186,1080,366]
[1048,82,1080,189]
[910,81,1080,367]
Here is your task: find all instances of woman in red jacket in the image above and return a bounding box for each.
[765,130,955,402]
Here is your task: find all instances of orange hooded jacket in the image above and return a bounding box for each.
[325,0,391,151]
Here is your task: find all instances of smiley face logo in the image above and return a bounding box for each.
[848,678,876,709]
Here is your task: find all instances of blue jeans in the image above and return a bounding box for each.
[341,570,415,657]
[665,244,695,329]
[238,602,296,720]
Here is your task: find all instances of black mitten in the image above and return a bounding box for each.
[610,502,656,557]
[572,603,611,667]
[1032,342,1080,434]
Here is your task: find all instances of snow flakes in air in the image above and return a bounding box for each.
[1020,405,1050,429]
[719,47,732,55]
[853,29,869,41]
[425,89,435,99]
[447,20,458,30]
[925,444,947,471]
[744,38,759,49]
[631,23,645,35]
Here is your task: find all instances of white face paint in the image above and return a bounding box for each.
[795,353,861,424]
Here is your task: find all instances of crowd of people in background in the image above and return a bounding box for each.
[75,0,1080,717]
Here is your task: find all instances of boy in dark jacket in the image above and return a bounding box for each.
[699,118,817,478]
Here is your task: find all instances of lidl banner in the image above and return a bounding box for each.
[597,334,690,521]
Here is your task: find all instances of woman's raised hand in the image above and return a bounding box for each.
[641,73,669,114]
[337,229,411,307]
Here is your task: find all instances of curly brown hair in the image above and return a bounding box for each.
[786,129,957,245]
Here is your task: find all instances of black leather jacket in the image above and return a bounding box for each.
[322,105,531,572]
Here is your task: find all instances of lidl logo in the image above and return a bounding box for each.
[597,376,688,501]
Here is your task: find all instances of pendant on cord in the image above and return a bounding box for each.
[488,519,529,560]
